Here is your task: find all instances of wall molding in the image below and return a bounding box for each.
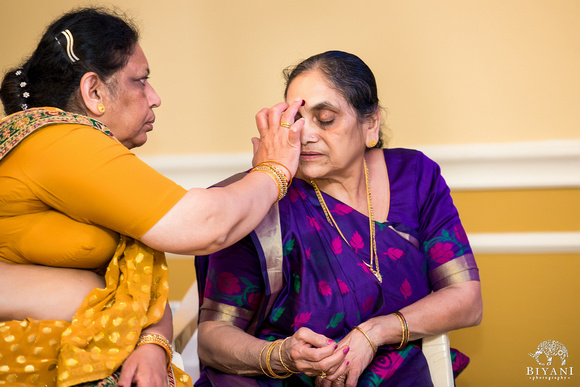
[416,139,580,190]
[165,231,580,259]
[140,139,580,191]
[141,140,580,256]
[468,232,580,254]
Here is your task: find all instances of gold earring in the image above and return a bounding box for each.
[97,103,106,114]
[369,139,377,148]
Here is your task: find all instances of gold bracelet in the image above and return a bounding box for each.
[353,326,377,353]
[250,164,288,202]
[136,333,172,369]
[278,337,297,374]
[391,311,409,350]
[257,162,289,194]
[265,340,293,379]
[258,341,270,376]
[261,160,293,185]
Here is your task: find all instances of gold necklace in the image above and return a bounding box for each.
[311,159,382,283]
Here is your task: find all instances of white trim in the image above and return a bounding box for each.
[416,139,580,190]
[163,232,580,259]
[140,140,580,191]
[139,152,252,190]
[144,141,580,258]
[468,232,580,254]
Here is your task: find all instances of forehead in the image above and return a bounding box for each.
[118,45,150,77]
[286,70,351,111]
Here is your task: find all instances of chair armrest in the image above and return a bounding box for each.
[422,333,454,387]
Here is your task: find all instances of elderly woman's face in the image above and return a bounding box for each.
[286,70,369,181]
[100,45,161,149]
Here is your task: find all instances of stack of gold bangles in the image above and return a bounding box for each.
[250,161,293,202]
[391,311,409,349]
[136,333,173,369]
[259,338,296,379]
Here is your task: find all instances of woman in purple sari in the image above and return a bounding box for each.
[195,51,482,386]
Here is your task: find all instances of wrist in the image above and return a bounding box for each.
[136,333,173,369]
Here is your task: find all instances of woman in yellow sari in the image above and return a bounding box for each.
[0,7,303,386]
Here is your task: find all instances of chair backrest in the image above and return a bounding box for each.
[422,333,454,387]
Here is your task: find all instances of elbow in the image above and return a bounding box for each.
[468,287,484,327]
[472,298,483,327]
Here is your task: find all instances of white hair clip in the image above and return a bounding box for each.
[56,29,80,63]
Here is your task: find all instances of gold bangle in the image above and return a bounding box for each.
[261,160,293,185]
[259,163,289,192]
[353,326,377,353]
[250,164,288,202]
[136,333,173,369]
[391,311,409,350]
[278,337,297,374]
[265,340,293,379]
[259,341,270,376]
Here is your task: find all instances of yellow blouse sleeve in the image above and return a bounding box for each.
[12,123,187,238]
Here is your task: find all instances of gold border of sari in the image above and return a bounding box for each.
[429,253,480,291]
[0,108,113,161]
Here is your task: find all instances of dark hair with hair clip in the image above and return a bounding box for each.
[0,7,139,115]
[283,50,386,148]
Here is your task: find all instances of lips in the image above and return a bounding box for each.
[144,115,156,131]
[300,151,324,161]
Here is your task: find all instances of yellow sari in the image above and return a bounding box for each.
[1,236,192,386]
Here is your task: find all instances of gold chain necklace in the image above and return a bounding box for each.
[311,159,382,283]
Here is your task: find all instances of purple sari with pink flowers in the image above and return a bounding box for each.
[195,149,479,387]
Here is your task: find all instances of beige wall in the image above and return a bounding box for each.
[1,1,579,155]
[2,2,579,385]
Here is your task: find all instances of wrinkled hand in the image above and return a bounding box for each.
[118,343,169,387]
[251,98,304,180]
[280,328,349,382]
[319,328,376,387]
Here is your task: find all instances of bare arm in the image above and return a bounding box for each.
[364,280,483,344]
[198,320,347,378]
[331,280,483,387]
[140,99,304,256]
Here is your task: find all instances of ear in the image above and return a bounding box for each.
[79,72,107,116]
[364,108,382,146]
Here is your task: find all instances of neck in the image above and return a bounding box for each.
[308,156,369,215]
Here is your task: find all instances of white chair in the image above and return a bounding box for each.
[172,283,454,386]
[423,333,454,387]
[172,282,201,382]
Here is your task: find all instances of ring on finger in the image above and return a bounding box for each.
[280,122,292,128]
[319,371,327,379]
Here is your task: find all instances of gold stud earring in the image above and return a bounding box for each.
[369,139,377,148]
[97,103,106,114]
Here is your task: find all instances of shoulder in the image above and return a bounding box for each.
[382,148,441,179]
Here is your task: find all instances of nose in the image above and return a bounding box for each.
[148,83,162,108]
[300,119,318,145]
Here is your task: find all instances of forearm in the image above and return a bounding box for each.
[198,321,276,377]
[360,280,483,347]
[141,172,280,256]
[141,303,173,342]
